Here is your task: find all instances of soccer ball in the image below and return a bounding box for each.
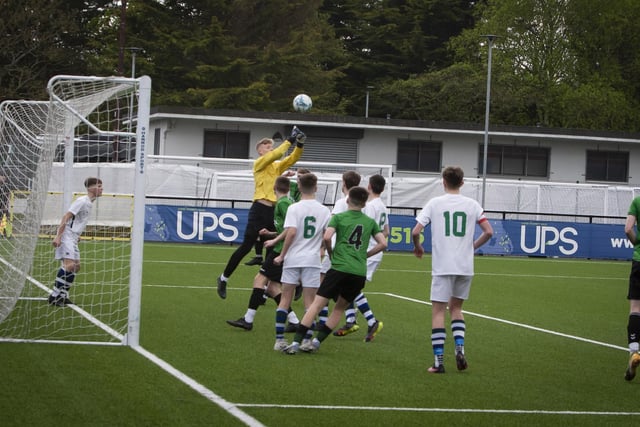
[293,94,312,112]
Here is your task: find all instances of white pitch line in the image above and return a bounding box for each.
[235,403,640,416]
[132,346,265,427]
[378,292,628,352]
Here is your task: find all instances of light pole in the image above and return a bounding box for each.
[481,35,497,208]
[365,86,374,118]
[126,47,143,78]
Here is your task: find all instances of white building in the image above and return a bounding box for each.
[149,106,640,186]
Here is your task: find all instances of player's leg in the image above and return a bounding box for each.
[449,297,467,371]
[245,238,264,266]
[428,275,451,373]
[49,238,80,307]
[275,282,296,350]
[217,203,273,298]
[226,273,269,331]
[625,262,640,380]
[449,276,472,371]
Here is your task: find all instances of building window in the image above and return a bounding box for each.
[203,130,250,158]
[585,150,628,182]
[478,144,549,177]
[397,140,442,172]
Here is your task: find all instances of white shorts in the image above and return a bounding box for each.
[54,235,80,261]
[366,258,381,282]
[430,275,473,303]
[281,266,322,289]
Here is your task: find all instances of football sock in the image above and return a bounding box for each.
[275,308,288,339]
[316,324,333,342]
[628,312,640,352]
[52,268,75,298]
[354,293,375,326]
[273,293,282,305]
[344,302,357,324]
[248,288,265,310]
[293,324,310,344]
[287,310,299,324]
[452,319,466,354]
[431,328,446,367]
[220,274,229,281]
[318,305,329,326]
[244,309,257,323]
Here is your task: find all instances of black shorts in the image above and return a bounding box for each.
[317,269,365,303]
[628,260,640,300]
[259,250,283,283]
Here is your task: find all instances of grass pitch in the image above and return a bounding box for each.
[1,243,638,426]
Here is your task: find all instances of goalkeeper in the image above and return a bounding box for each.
[216,127,306,299]
[48,177,103,307]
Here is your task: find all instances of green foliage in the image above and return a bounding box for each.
[4,0,640,131]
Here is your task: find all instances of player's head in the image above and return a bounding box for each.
[442,166,464,190]
[256,138,274,155]
[274,176,290,195]
[347,186,368,208]
[368,174,386,195]
[298,172,317,195]
[84,177,102,189]
[84,177,103,198]
[296,167,311,177]
[342,170,361,191]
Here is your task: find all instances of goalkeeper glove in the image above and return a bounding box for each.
[289,126,306,148]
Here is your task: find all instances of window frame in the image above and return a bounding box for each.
[396,139,442,172]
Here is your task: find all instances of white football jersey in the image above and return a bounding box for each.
[416,193,486,276]
[283,199,331,268]
[66,195,94,235]
[363,197,389,262]
[332,196,348,215]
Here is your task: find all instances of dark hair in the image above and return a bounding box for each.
[296,167,311,175]
[442,166,464,189]
[84,177,102,188]
[368,174,386,195]
[298,172,317,194]
[347,186,368,207]
[342,170,361,190]
[275,176,290,194]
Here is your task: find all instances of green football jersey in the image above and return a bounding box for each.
[628,196,640,261]
[273,195,293,253]
[328,209,381,276]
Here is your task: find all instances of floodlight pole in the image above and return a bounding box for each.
[365,86,374,118]
[481,35,497,208]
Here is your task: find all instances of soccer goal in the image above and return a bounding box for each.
[0,75,151,346]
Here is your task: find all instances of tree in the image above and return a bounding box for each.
[0,0,106,101]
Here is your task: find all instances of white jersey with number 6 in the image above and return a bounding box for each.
[416,193,486,276]
[283,199,331,268]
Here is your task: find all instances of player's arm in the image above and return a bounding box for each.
[274,226,297,265]
[323,227,336,259]
[367,231,387,258]
[474,218,494,250]
[411,222,425,258]
[625,214,637,245]
[52,211,74,247]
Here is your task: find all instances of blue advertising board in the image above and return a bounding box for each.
[145,205,633,260]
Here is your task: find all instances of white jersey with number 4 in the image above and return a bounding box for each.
[283,199,331,268]
[416,193,486,276]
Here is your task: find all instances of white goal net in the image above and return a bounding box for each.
[0,75,151,346]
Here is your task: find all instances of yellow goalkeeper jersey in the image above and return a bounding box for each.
[253,141,303,202]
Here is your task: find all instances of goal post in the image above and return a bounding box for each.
[0,75,151,346]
